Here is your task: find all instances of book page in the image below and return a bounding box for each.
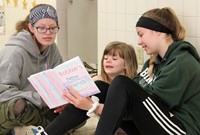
[28,69,68,109]
[28,56,100,109]
[54,56,100,97]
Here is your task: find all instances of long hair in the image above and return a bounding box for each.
[142,7,185,77]
[142,7,185,41]
[15,15,31,33]
[100,41,138,83]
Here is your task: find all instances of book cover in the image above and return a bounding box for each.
[28,56,100,109]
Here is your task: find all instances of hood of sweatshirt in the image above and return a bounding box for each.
[156,41,200,64]
[5,30,50,60]
[0,30,63,107]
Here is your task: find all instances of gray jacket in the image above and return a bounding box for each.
[0,30,63,108]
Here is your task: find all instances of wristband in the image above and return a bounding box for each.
[86,96,100,117]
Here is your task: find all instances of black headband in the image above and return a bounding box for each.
[136,17,172,34]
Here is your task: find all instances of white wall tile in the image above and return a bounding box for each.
[98,13,107,29]
[158,0,171,8]
[106,30,116,43]
[116,0,126,13]
[107,13,116,30]
[107,0,116,13]
[171,0,184,15]
[126,0,136,14]
[185,37,197,49]
[125,14,136,31]
[116,14,126,31]
[125,31,136,45]
[116,31,126,42]
[98,29,107,48]
[147,0,159,9]
[98,0,107,12]
[136,0,147,14]
[183,0,198,16]
[198,0,200,16]
[183,17,197,37]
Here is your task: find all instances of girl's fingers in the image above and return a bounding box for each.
[66,86,81,98]
[62,89,79,105]
[62,90,74,103]
[62,86,83,107]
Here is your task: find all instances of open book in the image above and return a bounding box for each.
[28,56,100,109]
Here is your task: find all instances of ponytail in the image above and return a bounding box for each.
[15,15,31,33]
[148,54,157,77]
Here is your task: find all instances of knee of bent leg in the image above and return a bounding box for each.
[112,75,130,84]
[13,98,27,118]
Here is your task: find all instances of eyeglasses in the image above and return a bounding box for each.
[35,26,60,34]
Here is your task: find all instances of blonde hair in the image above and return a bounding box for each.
[141,7,185,76]
[100,41,138,83]
[142,7,185,41]
[148,54,157,77]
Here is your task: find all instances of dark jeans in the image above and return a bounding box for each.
[45,80,109,135]
[95,75,186,135]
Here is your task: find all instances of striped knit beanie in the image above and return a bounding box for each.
[29,4,58,26]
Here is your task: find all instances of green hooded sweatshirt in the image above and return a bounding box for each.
[134,41,200,135]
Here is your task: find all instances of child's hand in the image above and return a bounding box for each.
[54,104,68,113]
[62,86,93,111]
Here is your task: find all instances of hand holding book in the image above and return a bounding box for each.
[61,85,94,111]
[54,104,68,113]
[28,56,100,109]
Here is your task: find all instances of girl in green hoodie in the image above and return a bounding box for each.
[46,7,200,135]
[92,7,200,135]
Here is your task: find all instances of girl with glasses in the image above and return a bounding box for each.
[0,4,63,135]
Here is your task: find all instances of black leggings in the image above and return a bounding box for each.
[45,80,109,135]
[95,75,186,135]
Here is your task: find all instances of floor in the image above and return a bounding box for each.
[65,117,98,135]
[13,117,127,135]
[66,117,127,135]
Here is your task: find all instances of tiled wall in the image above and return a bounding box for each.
[1,0,200,72]
[97,0,200,71]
